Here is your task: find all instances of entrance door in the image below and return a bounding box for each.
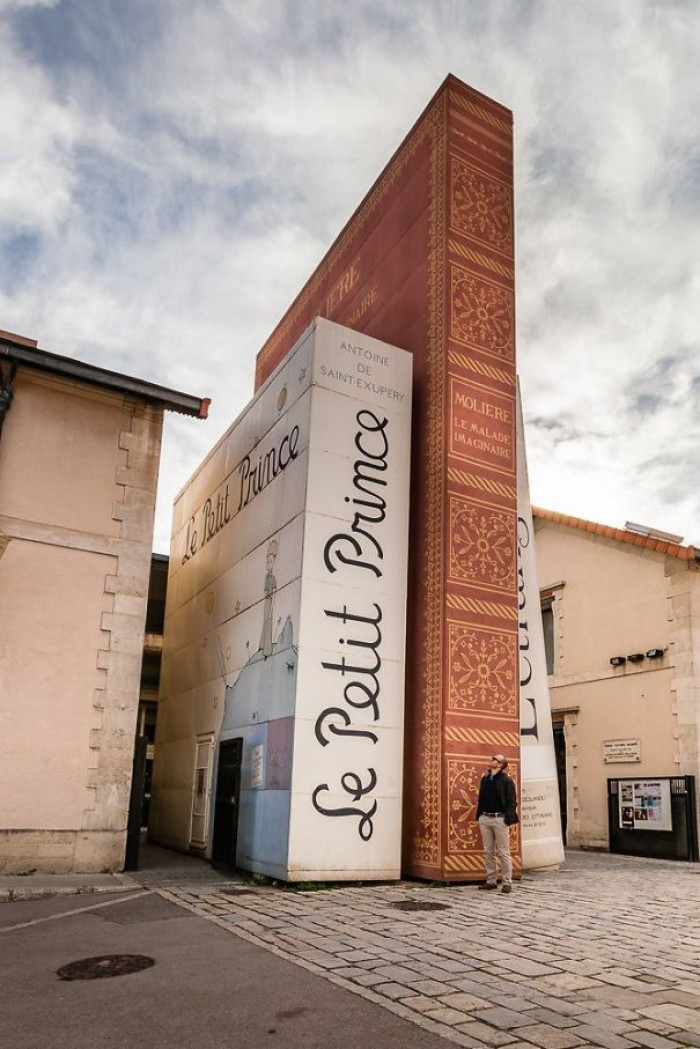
[552,721,567,843]
[190,735,214,849]
[124,735,148,871]
[212,738,243,868]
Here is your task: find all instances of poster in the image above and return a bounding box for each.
[618,779,672,832]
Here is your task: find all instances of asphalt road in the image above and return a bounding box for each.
[0,890,450,1049]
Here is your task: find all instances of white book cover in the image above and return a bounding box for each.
[517,381,565,870]
[157,317,412,880]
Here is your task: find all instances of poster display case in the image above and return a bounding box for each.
[608,776,698,861]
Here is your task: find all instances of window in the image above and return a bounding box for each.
[541,597,555,676]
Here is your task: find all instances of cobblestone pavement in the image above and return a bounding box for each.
[160,852,700,1049]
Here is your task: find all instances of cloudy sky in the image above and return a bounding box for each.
[1,0,698,551]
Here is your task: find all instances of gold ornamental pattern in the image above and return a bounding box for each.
[446,465,516,502]
[449,88,512,136]
[450,266,513,359]
[447,759,481,853]
[411,98,446,870]
[448,622,517,715]
[449,497,515,592]
[450,158,513,257]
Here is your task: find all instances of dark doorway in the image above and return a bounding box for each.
[212,738,243,869]
[125,736,148,870]
[552,720,567,844]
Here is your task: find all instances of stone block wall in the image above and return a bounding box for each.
[0,373,163,872]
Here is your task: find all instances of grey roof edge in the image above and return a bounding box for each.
[0,334,210,419]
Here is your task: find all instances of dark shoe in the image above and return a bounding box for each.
[478,883,498,891]
[501,884,512,894]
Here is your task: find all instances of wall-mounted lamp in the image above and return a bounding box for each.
[627,653,645,663]
[646,648,664,659]
[610,656,626,667]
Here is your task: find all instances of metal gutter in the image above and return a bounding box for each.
[0,334,210,419]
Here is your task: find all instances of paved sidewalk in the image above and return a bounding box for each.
[158,851,700,1049]
[1,890,450,1049]
[0,837,239,901]
[0,869,139,902]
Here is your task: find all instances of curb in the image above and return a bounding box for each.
[0,875,141,903]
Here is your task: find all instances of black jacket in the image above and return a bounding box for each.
[476,771,518,826]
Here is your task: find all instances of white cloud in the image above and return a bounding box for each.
[0,0,58,10]
[1,0,698,547]
[0,25,80,233]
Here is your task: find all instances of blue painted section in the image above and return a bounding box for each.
[217,616,297,875]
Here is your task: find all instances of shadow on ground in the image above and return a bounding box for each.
[130,833,244,888]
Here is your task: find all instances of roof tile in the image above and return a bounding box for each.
[532,506,696,563]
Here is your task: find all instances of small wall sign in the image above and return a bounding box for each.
[604,739,641,763]
[251,745,264,788]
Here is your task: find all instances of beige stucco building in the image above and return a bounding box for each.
[0,329,208,873]
[533,507,700,855]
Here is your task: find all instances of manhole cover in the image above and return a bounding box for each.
[56,955,155,981]
[391,900,450,912]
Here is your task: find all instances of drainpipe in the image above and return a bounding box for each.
[0,362,16,441]
[0,362,16,561]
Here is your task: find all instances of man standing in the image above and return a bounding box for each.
[476,755,518,894]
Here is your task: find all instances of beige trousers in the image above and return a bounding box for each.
[478,814,512,885]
